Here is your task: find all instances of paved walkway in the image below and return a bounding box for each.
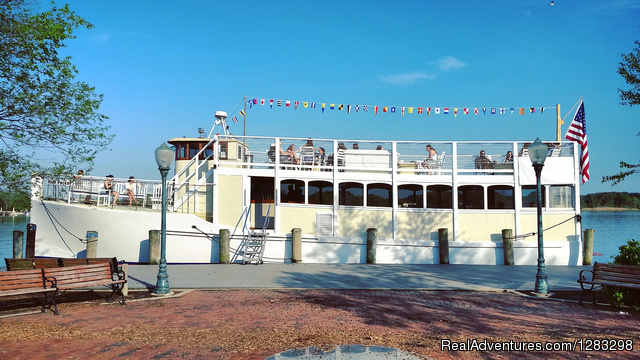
[124,263,592,291]
[1,264,639,359]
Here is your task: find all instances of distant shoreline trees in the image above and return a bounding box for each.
[581,192,640,210]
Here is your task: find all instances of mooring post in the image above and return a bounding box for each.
[26,223,36,258]
[438,228,449,264]
[583,229,594,266]
[13,230,24,258]
[291,228,302,263]
[366,228,377,264]
[502,229,514,265]
[149,229,160,264]
[86,231,98,258]
[219,229,230,264]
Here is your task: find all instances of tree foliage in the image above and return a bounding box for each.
[618,40,640,107]
[0,0,113,192]
[608,239,640,308]
[602,38,640,185]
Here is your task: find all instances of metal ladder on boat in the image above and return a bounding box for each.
[239,204,270,265]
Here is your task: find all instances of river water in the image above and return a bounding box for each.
[0,212,638,263]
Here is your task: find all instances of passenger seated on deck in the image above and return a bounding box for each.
[474,150,495,169]
[125,176,141,206]
[282,144,299,164]
[104,175,119,206]
[422,144,438,169]
[502,151,513,163]
[352,143,359,149]
[316,147,326,166]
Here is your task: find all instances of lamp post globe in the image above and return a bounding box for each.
[528,138,549,296]
[154,142,174,295]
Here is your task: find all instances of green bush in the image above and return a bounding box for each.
[608,239,640,308]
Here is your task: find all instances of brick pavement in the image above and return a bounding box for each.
[0,290,639,359]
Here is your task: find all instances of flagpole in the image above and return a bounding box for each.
[243,95,247,137]
[556,104,563,141]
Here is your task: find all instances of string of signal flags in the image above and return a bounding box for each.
[230,97,555,123]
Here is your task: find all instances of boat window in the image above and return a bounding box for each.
[308,181,333,205]
[458,185,484,209]
[219,142,228,160]
[175,144,187,160]
[189,144,199,159]
[339,182,363,206]
[281,179,305,204]
[549,185,574,208]
[522,185,545,207]
[426,185,452,209]
[367,183,392,207]
[488,186,514,209]
[398,184,423,208]
[203,145,213,159]
[251,177,274,203]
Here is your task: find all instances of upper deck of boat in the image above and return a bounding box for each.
[169,136,578,185]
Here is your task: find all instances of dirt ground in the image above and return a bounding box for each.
[0,289,638,359]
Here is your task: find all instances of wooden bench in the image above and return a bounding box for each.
[43,263,127,305]
[0,268,59,314]
[5,258,60,271]
[58,257,119,272]
[5,257,119,272]
[577,262,640,304]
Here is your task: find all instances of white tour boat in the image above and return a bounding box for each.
[29,111,584,265]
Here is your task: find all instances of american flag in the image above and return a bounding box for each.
[565,99,589,183]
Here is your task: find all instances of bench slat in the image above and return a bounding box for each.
[595,274,640,285]
[57,279,126,290]
[581,279,640,290]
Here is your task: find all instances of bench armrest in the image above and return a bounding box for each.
[45,275,57,289]
[113,269,126,282]
[577,269,595,291]
[577,269,593,282]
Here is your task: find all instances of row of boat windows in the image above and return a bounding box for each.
[277,180,574,209]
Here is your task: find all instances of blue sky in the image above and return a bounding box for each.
[43,0,640,194]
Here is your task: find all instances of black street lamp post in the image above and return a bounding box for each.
[528,138,549,295]
[154,142,174,295]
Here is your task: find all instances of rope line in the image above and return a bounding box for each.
[504,215,579,240]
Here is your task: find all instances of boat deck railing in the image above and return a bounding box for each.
[214,136,575,175]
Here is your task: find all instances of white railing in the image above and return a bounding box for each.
[213,136,575,176]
